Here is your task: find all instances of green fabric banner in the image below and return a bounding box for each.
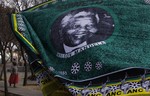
[11,0,150,96]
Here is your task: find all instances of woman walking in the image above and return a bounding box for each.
[9,61,19,87]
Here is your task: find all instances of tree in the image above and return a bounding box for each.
[0,3,15,96]
[4,0,49,12]
[2,0,49,86]
[0,0,49,90]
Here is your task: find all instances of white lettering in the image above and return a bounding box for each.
[57,41,106,58]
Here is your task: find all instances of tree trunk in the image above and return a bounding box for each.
[0,44,3,80]
[29,65,34,76]
[3,52,8,96]
[10,49,13,62]
[20,46,28,86]
[0,65,4,80]
[1,42,9,96]
[23,62,28,86]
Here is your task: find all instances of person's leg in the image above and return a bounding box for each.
[9,74,12,87]
[14,83,16,88]
[13,74,18,88]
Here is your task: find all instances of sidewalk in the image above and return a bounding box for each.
[0,72,43,96]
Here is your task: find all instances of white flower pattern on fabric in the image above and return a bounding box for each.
[95,62,102,70]
[129,82,141,89]
[84,62,92,72]
[71,62,80,74]
[109,85,120,92]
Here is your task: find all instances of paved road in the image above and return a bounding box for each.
[0,82,43,96]
[0,71,43,96]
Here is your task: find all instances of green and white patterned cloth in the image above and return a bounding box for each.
[11,0,150,96]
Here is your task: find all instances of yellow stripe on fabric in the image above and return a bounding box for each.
[27,0,56,12]
[12,14,39,54]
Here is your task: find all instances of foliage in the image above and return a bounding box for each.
[2,0,49,12]
[0,1,49,94]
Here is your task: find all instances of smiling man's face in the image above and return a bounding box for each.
[63,15,98,47]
